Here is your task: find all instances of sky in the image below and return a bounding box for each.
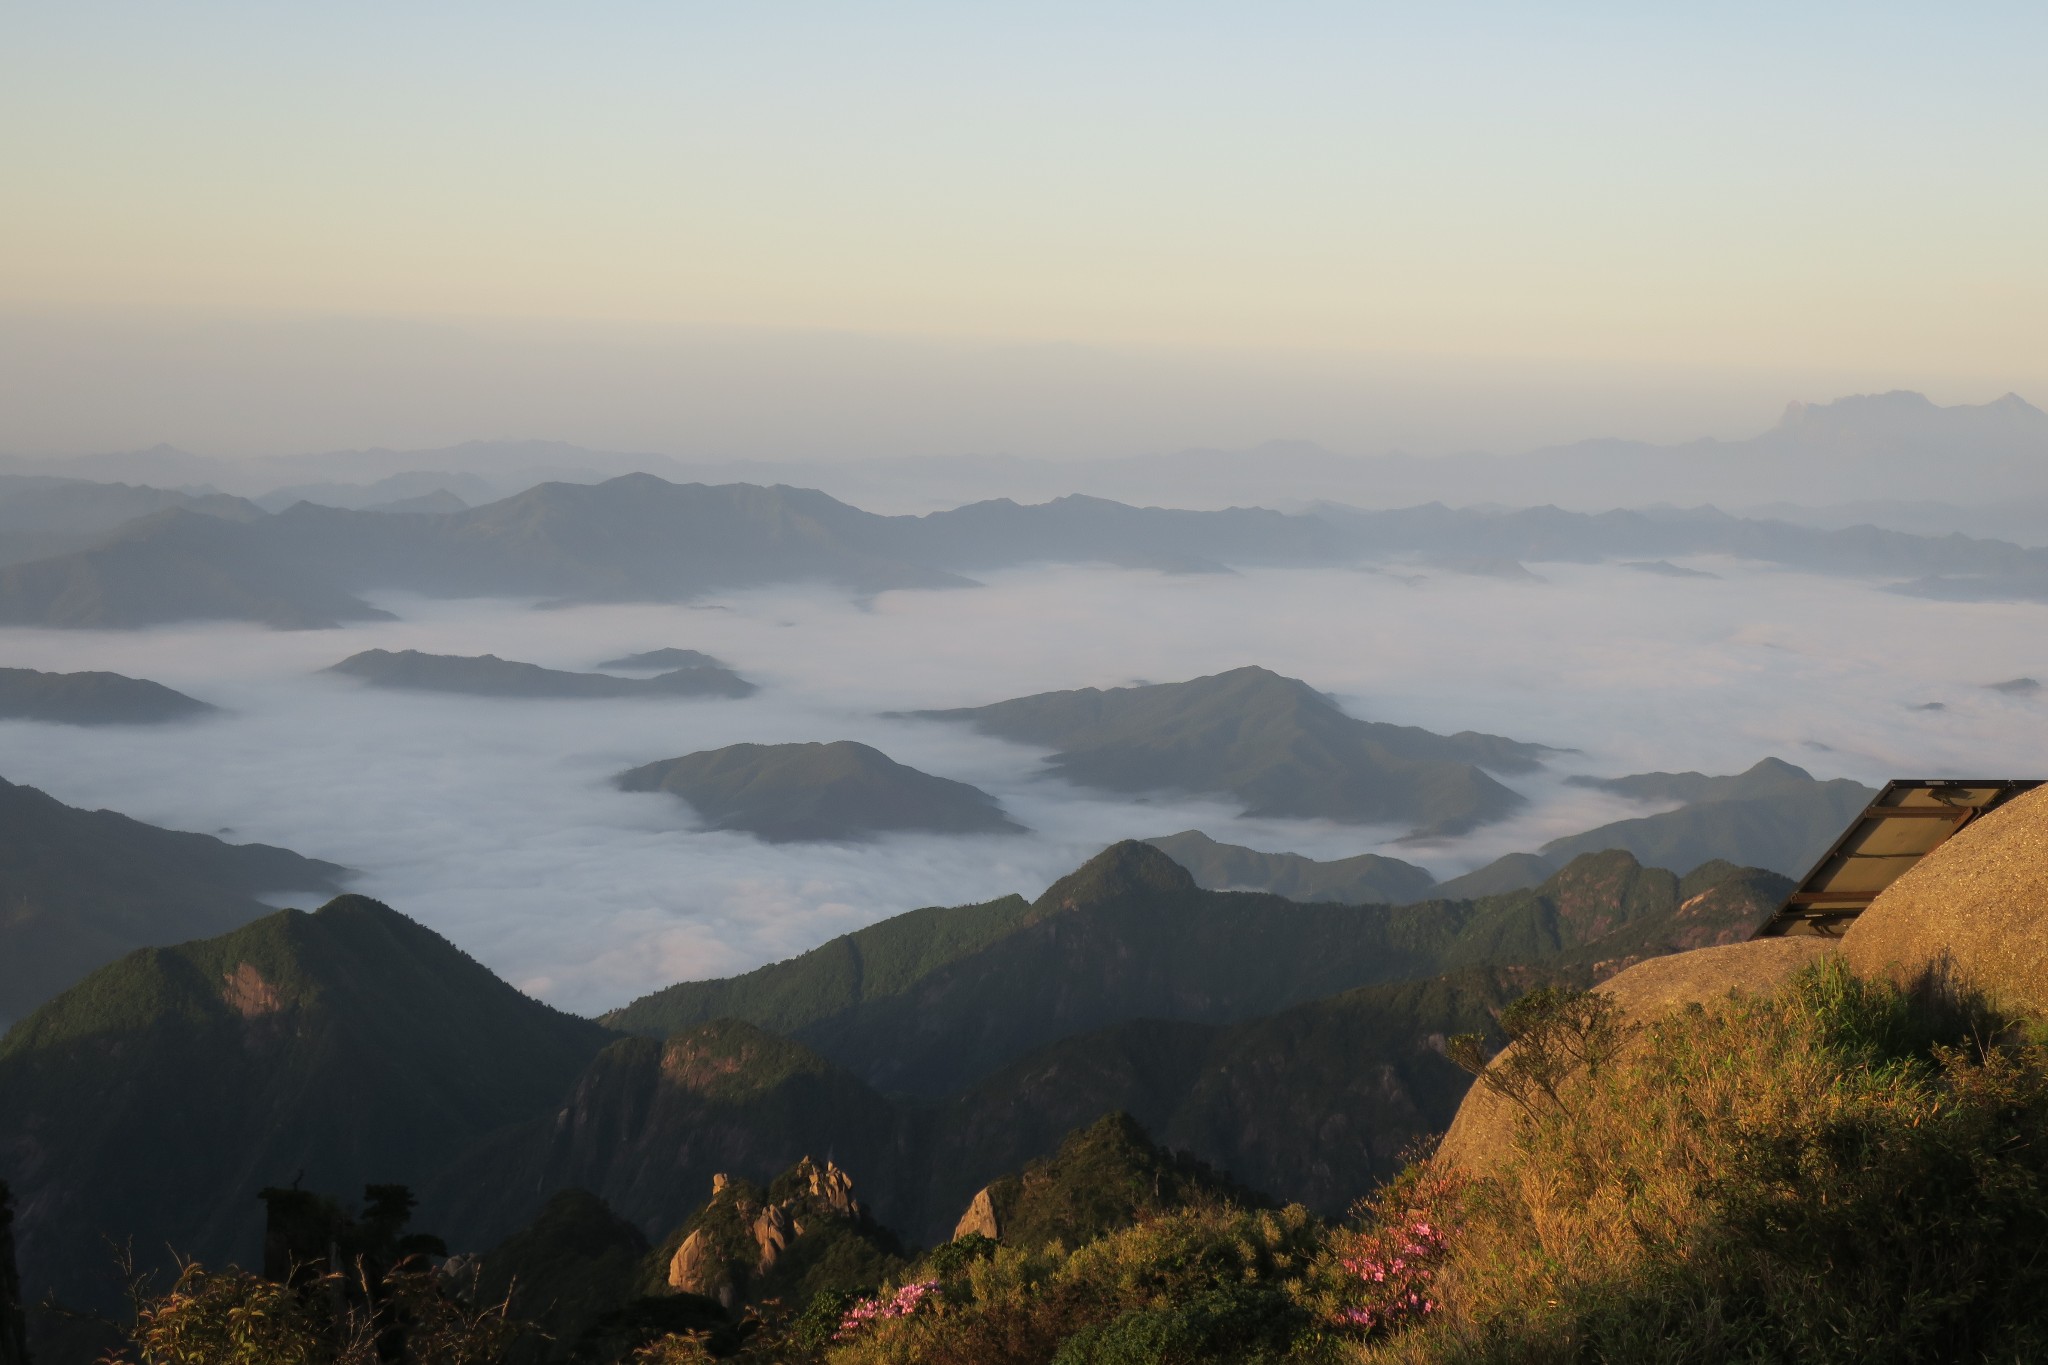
[3,2,2046,458]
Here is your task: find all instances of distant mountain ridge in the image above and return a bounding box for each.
[910,666,1548,836]
[595,647,727,672]
[11,454,2048,626]
[0,474,263,568]
[0,506,395,629]
[1149,758,1873,904]
[15,389,2040,514]
[0,667,215,725]
[1539,757,1874,876]
[326,649,755,699]
[1143,830,1436,904]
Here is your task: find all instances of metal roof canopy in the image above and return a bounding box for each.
[1752,779,2044,939]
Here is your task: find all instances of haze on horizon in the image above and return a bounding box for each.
[4,2,2045,463]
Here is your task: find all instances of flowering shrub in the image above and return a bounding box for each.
[1309,1162,1461,1349]
[1337,1217,1448,1336]
[835,1279,939,1338]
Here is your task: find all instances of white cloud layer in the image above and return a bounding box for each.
[2,559,2045,1015]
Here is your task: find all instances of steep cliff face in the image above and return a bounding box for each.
[428,1023,910,1253]
[0,1182,26,1365]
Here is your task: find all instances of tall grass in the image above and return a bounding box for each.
[1374,959,2048,1364]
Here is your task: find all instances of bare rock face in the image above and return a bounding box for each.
[751,1203,796,1276]
[1842,785,2048,1016]
[1436,936,1835,1176]
[666,1227,732,1308]
[953,1185,1001,1242]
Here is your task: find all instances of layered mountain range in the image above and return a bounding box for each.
[0,835,1787,1320]
[1147,758,1876,903]
[0,474,264,568]
[12,390,2043,520]
[9,452,2048,627]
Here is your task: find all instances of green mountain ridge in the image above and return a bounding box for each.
[462,846,1784,1248]
[0,896,612,1311]
[603,842,1786,1100]
[0,774,349,1027]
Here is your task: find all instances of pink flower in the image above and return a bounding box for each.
[836,1280,942,1339]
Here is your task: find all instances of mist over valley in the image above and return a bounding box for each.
[2,508,2042,1015]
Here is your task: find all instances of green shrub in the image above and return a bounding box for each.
[825,1202,1338,1365]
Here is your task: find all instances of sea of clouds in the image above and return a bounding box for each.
[2,558,2044,1015]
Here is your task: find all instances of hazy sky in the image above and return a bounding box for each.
[4,3,2045,457]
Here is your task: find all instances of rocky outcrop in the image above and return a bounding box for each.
[1436,937,1835,1175]
[1842,785,2048,1016]
[667,1226,733,1308]
[799,1156,862,1220]
[750,1204,794,1275]
[0,1182,26,1365]
[953,1186,1001,1242]
[664,1157,893,1308]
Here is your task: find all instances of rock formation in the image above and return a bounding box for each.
[1435,936,1835,1174]
[1841,785,2048,1016]
[953,1186,1001,1242]
[802,1156,862,1219]
[749,1204,793,1275]
[666,1225,732,1307]
[665,1157,881,1307]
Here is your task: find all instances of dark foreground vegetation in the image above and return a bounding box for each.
[11,960,2045,1363]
